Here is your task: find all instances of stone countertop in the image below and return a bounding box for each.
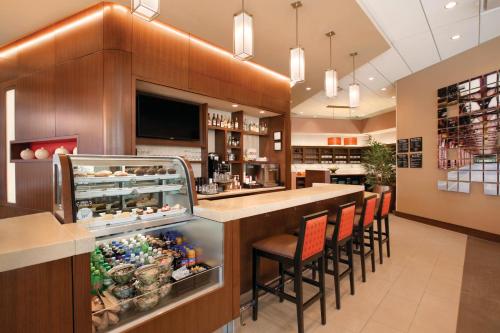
[193,184,364,223]
[0,212,95,272]
[197,186,286,200]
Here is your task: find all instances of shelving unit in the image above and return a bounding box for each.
[10,135,78,163]
[291,146,367,164]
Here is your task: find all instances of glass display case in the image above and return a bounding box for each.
[53,155,224,332]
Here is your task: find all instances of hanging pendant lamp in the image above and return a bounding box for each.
[349,52,360,108]
[290,1,305,84]
[131,0,160,21]
[233,0,254,60]
[325,31,338,98]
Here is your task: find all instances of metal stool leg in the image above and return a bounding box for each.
[252,249,259,321]
[385,216,391,257]
[294,263,305,333]
[370,226,376,273]
[377,217,384,264]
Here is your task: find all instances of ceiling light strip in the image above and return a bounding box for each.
[0,9,103,59]
[0,4,289,83]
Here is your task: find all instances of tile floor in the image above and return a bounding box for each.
[238,215,467,333]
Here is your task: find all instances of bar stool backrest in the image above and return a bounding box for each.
[334,202,356,242]
[377,190,392,218]
[362,195,377,227]
[296,210,328,261]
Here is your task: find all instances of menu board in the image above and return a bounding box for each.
[397,154,409,168]
[397,139,409,153]
[410,153,423,168]
[410,137,423,152]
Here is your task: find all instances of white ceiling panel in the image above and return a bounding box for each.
[369,48,412,82]
[394,31,441,72]
[355,63,393,91]
[358,0,428,42]
[480,8,500,43]
[421,0,478,29]
[433,16,479,59]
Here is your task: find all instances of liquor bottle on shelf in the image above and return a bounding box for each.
[235,119,239,129]
[216,114,221,127]
[212,114,216,127]
[208,113,212,126]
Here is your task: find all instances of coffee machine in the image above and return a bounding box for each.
[208,153,231,180]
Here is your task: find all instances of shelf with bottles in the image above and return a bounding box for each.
[89,219,224,332]
[208,112,241,132]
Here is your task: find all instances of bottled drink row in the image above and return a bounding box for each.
[208,112,268,134]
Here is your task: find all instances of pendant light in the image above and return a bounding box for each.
[349,52,360,108]
[233,0,254,60]
[325,31,338,98]
[290,1,305,84]
[131,0,160,21]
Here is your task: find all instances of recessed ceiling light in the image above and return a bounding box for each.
[299,112,304,114]
[444,1,457,9]
[306,87,311,91]
[368,77,375,81]
[451,34,461,40]
[232,104,239,108]
[391,96,396,99]
[259,110,265,114]
[381,87,387,91]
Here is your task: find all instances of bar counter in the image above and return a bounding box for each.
[194,184,364,222]
[194,184,364,294]
[0,212,94,272]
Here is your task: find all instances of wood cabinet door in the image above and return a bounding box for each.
[15,68,56,140]
[55,52,104,154]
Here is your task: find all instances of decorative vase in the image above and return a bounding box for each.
[34,147,50,159]
[54,146,69,155]
[20,148,35,160]
[73,147,78,155]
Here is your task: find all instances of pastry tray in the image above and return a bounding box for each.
[74,185,183,200]
[138,208,187,221]
[74,174,180,185]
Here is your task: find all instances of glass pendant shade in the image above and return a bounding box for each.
[349,83,360,108]
[290,47,305,84]
[131,0,160,21]
[233,11,254,60]
[325,69,338,98]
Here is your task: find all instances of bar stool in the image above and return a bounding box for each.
[252,211,328,333]
[324,202,356,309]
[353,194,377,282]
[374,190,392,264]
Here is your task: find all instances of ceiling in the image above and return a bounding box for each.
[0,0,389,118]
[357,0,500,81]
[2,1,498,120]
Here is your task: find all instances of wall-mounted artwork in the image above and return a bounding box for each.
[437,69,500,196]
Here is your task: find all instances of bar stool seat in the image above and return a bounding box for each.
[252,235,297,259]
[252,211,328,333]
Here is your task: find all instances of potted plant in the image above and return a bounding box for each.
[362,138,396,193]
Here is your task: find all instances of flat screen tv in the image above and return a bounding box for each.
[136,92,200,141]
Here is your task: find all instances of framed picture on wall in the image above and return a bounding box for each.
[274,141,282,151]
[273,131,282,141]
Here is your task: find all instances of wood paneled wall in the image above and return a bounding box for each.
[0,257,74,333]
[0,2,290,215]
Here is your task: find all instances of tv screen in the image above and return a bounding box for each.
[136,93,200,141]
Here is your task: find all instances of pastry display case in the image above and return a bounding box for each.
[53,155,224,332]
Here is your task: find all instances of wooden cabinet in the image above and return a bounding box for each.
[132,16,189,90]
[103,50,132,155]
[15,68,55,140]
[54,6,103,64]
[55,52,104,154]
